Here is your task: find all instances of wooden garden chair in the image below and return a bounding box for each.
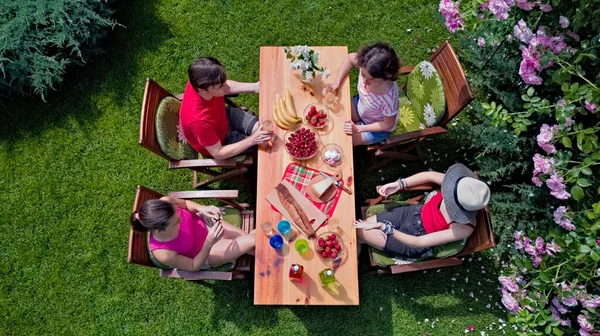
[367,41,474,171]
[360,180,495,274]
[127,185,254,280]
[140,78,254,188]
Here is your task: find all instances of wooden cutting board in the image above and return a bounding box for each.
[266,180,329,237]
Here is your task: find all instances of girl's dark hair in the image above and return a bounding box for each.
[130,199,175,232]
[188,57,228,91]
[356,42,402,81]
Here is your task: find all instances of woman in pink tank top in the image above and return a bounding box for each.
[131,197,255,271]
[354,164,489,259]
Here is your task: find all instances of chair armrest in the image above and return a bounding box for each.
[169,190,239,200]
[382,126,448,146]
[169,159,237,169]
[399,66,415,75]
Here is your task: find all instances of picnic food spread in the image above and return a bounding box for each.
[275,183,316,237]
[304,105,328,128]
[323,148,341,165]
[272,89,301,130]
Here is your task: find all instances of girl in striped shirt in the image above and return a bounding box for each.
[326,42,400,145]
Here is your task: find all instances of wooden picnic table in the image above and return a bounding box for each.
[254,46,358,305]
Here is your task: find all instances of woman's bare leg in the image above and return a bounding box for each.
[220,220,246,239]
[208,231,256,267]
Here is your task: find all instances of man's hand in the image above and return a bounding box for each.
[249,125,272,146]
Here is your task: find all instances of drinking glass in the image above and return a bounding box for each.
[324,91,337,109]
[269,234,284,249]
[295,238,309,254]
[261,222,274,237]
[277,220,291,235]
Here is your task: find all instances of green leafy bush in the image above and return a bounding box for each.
[0,0,118,100]
[440,0,600,333]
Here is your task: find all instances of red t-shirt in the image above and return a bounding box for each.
[179,81,228,156]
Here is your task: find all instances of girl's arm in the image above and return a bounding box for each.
[160,196,222,222]
[388,223,473,248]
[331,53,358,92]
[377,171,444,197]
[356,115,397,132]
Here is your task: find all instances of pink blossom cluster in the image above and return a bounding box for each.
[439,0,465,33]
[553,206,575,230]
[547,173,571,200]
[537,124,558,154]
[499,274,524,313]
[550,296,572,326]
[515,21,573,85]
[578,312,595,336]
[532,153,555,187]
[488,0,512,20]
[477,37,486,47]
[514,232,561,267]
[586,101,597,113]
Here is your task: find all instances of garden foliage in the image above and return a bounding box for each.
[0,0,118,100]
[440,0,600,334]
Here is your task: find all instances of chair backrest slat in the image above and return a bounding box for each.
[457,206,495,257]
[127,185,165,267]
[429,42,473,126]
[139,78,175,161]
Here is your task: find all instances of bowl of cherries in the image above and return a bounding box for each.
[315,231,344,261]
[284,126,320,160]
[303,104,328,129]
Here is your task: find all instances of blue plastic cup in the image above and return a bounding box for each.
[277,220,291,235]
[269,234,284,249]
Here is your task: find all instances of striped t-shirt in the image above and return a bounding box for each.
[357,75,399,132]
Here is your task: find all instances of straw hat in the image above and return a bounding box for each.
[441,163,490,224]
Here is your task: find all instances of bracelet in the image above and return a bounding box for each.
[396,177,407,190]
[381,220,394,236]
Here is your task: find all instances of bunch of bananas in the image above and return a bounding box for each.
[272,89,301,130]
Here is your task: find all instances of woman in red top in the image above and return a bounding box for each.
[131,197,255,271]
[355,163,490,259]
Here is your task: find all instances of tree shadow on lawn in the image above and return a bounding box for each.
[200,253,506,334]
[0,0,170,151]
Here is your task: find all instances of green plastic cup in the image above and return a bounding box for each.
[295,238,309,254]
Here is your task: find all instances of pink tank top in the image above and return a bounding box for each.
[149,207,209,258]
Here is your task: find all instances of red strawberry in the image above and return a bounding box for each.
[335,243,341,250]
[318,120,325,126]
[310,106,317,112]
[331,252,338,258]
[318,238,325,247]
[329,234,336,241]
[331,248,337,254]
[325,241,332,248]
[321,252,328,258]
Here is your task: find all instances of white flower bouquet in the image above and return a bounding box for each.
[283,45,330,82]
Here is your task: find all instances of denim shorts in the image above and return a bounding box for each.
[376,204,434,259]
[352,95,391,145]
[223,106,259,153]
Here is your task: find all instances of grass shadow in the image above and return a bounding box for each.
[0,0,171,152]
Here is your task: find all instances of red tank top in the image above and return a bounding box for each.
[420,192,450,234]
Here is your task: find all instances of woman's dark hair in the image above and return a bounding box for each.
[130,199,175,232]
[356,42,402,81]
[188,57,228,91]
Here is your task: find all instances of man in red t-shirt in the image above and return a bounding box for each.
[179,57,271,159]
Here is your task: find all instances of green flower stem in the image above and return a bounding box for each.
[556,60,599,91]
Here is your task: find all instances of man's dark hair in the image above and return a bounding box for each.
[188,57,227,91]
[356,42,402,81]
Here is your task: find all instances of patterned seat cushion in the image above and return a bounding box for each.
[389,61,447,138]
[146,207,243,272]
[155,97,197,161]
[366,198,466,267]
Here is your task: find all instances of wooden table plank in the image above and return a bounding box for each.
[254,46,358,305]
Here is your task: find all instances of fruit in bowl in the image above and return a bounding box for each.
[285,127,319,160]
[315,232,343,260]
[304,105,328,128]
[321,143,343,167]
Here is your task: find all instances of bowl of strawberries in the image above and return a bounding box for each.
[284,126,320,160]
[315,231,344,262]
[303,104,329,129]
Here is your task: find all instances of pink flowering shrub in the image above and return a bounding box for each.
[439,0,600,334]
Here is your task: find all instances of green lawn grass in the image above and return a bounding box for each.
[0,0,514,334]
